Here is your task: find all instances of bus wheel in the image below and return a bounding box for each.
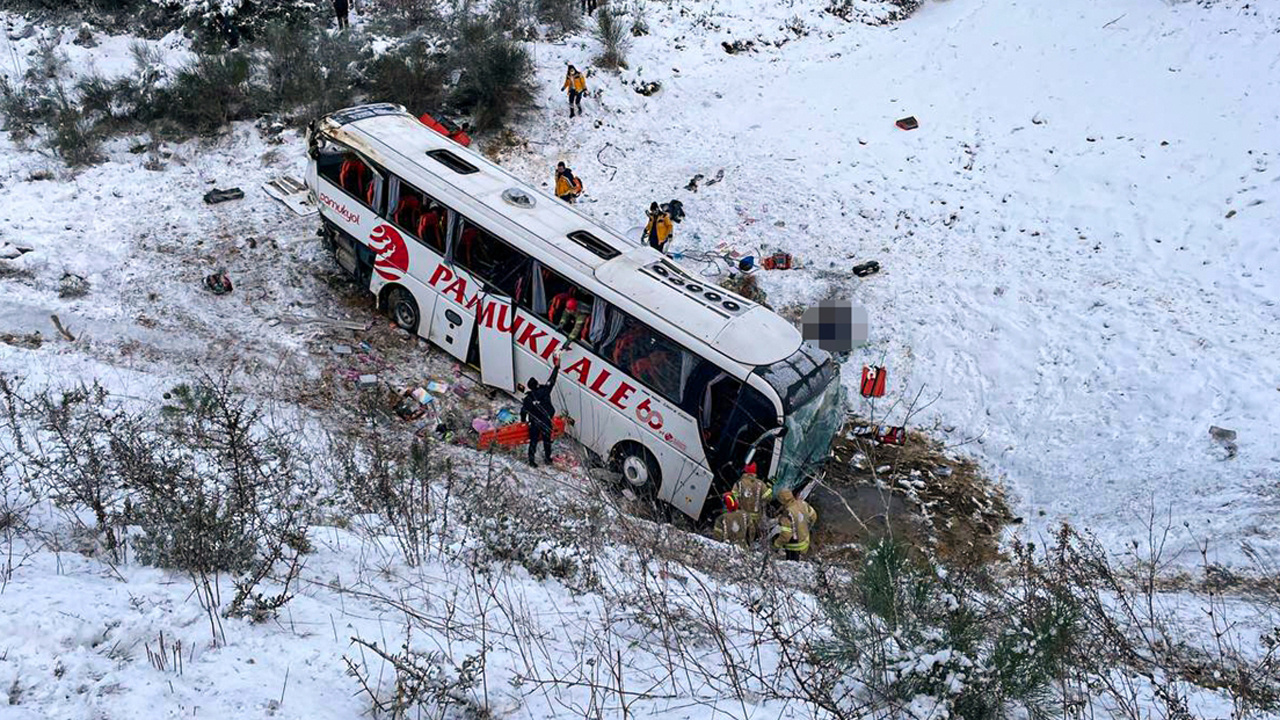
[388,287,420,333]
[613,443,660,498]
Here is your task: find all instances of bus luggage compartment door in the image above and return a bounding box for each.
[477,294,515,393]
[428,290,475,362]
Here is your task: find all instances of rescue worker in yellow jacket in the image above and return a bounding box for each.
[728,462,771,542]
[713,493,752,548]
[773,488,818,560]
[562,65,587,118]
[554,162,584,202]
[643,202,673,253]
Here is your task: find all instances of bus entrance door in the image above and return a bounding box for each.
[476,293,515,393]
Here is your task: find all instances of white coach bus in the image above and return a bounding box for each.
[305,103,844,519]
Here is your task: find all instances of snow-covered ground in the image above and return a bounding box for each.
[1,0,1279,716]
[501,0,1280,564]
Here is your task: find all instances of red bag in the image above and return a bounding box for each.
[761,252,793,270]
[860,366,887,397]
[876,426,905,445]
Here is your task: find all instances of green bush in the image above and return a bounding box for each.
[813,537,1083,720]
[535,0,580,37]
[256,20,361,123]
[164,51,259,133]
[592,5,630,69]
[363,37,449,116]
[449,21,535,132]
[49,90,103,166]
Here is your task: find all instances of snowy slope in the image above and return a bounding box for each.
[1,0,1279,718]
[501,0,1280,562]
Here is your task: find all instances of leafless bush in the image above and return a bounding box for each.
[0,373,317,640]
[331,419,443,568]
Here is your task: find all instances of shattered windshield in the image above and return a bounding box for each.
[757,346,845,491]
[775,376,845,492]
[758,343,839,414]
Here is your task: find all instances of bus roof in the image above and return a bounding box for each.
[319,104,803,367]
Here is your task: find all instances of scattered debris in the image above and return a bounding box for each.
[722,39,755,54]
[26,169,54,182]
[685,173,705,192]
[634,80,661,96]
[72,24,97,47]
[204,271,233,295]
[7,24,34,41]
[1208,425,1238,459]
[823,421,1016,566]
[704,168,726,186]
[255,114,286,144]
[760,252,795,270]
[203,188,244,205]
[50,314,75,341]
[0,243,33,260]
[0,331,42,349]
[263,176,317,216]
[895,116,919,131]
[719,273,769,307]
[58,272,89,299]
[852,260,881,277]
[394,387,436,422]
[661,199,686,223]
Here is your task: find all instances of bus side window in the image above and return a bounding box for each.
[390,178,449,256]
[455,216,529,298]
[317,142,384,212]
[600,314,697,404]
[529,267,597,344]
[314,137,347,188]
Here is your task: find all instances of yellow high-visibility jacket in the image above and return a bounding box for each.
[644,213,673,248]
[555,172,583,198]
[562,72,587,93]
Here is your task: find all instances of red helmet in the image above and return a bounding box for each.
[744,462,757,475]
[565,298,579,313]
[722,493,739,511]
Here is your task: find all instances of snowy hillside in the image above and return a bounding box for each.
[499,0,1280,562]
[1,0,1278,717]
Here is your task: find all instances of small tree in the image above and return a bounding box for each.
[592,6,630,70]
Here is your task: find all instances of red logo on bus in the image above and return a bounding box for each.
[369,224,409,281]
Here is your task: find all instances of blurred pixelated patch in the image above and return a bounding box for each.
[801,299,868,353]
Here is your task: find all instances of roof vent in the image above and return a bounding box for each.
[427,149,478,175]
[501,188,535,208]
[567,231,620,259]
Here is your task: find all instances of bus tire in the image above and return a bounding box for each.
[612,442,660,498]
[387,287,420,334]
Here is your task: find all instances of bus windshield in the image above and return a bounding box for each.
[759,346,845,490]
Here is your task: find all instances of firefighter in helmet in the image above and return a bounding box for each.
[773,487,817,560]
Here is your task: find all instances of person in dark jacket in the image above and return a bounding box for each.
[334,0,350,29]
[520,356,561,466]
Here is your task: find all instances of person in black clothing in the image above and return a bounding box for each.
[521,356,561,467]
[334,0,350,29]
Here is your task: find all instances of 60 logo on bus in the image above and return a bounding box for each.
[635,398,664,430]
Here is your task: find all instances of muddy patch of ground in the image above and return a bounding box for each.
[811,420,1019,568]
